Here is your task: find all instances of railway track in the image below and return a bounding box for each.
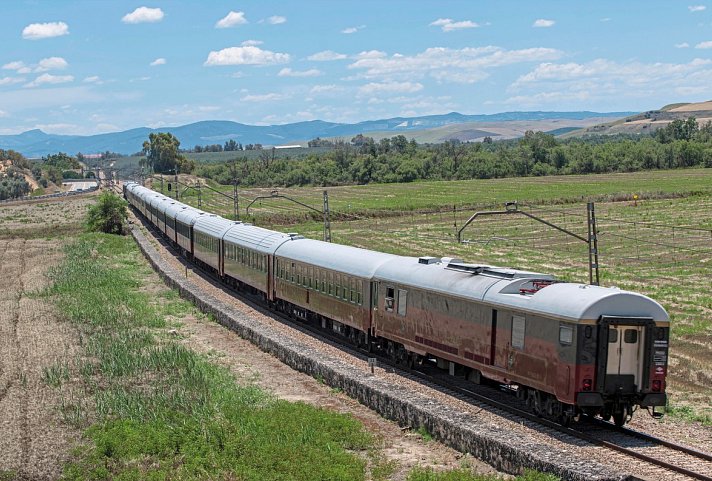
[136,213,712,481]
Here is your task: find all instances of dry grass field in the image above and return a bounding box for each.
[0,196,93,480]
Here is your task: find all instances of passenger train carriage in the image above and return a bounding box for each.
[124,182,670,426]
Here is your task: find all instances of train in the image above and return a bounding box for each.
[123,182,670,427]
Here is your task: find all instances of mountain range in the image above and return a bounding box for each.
[0,111,635,158]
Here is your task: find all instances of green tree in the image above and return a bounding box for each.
[85,191,128,235]
[142,132,186,173]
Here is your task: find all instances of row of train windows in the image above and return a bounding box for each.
[225,243,267,272]
[275,259,363,305]
[194,232,218,252]
[176,222,190,238]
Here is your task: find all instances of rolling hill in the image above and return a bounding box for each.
[565,100,712,137]
[0,111,634,157]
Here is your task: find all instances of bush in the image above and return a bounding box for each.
[85,191,128,235]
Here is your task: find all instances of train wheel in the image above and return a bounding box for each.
[613,406,627,427]
[467,369,482,385]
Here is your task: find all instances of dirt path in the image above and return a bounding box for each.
[0,230,81,480]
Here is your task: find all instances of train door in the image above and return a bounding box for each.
[605,324,644,393]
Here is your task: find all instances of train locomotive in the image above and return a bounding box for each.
[124,182,670,426]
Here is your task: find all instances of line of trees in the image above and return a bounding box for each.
[193,121,712,187]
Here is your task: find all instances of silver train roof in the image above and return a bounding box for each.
[127,185,668,322]
[275,238,398,278]
[373,257,668,322]
[194,215,234,238]
[223,223,296,255]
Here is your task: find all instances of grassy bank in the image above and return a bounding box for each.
[46,233,372,480]
[45,232,559,480]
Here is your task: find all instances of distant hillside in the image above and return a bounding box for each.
[565,100,712,137]
[0,111,634,157]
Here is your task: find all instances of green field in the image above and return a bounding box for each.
[164,168,712,223]
[163,168,712,422]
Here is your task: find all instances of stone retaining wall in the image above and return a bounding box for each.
[130,220,630,481]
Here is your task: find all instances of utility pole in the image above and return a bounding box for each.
[174,165,179,201]
[587,202,600,286]
[232,159,239,220]
[323,190,332,243]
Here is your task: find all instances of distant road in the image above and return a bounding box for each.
[62,180,99,192]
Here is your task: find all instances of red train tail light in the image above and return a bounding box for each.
[652,380,662,392]
[583,379,592,391]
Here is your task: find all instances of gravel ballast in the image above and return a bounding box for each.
[130,221,631,481]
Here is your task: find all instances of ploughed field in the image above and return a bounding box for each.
[168,168,712,424]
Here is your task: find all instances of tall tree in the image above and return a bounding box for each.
[142,132,185,173]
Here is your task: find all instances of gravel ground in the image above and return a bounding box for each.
[131,208,712,481]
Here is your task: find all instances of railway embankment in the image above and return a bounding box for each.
[129,218,630,481]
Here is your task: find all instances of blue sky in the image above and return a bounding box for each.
[2,1,712,135]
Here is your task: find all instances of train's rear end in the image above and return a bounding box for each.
[583,316,669,426]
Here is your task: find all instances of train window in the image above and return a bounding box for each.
[512,316,525,350]
[385,287,395,312]
[656,328,665,341]
[585,325,592,339]
[397,289,407,316]
[624,329,638,344]
[608,328,618,343]
[321,272,327,293]
[559,325,573,345]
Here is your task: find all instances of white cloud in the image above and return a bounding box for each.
[240,93,287,102]
[0,110,7,118]
[35,57,68,72]
[600,17,611,22]
[216,11,247,28]
[0,77,25,86]
[22,21,69,39]
[310,84,339,94]
[277,68,322,77]
[3,61,27,71]
[268,16,286,25]
[122,7,164,24]
[676,42,690,48]
[308,50,348,61]
[83,76,101,83]
[24,73,74,88]
[508,58,712,107]
[430,18,479,32]
[241,40,263,47]
[348,46,563,84]
[533,19,555,28]
[358,81,424,96]
[355,50,387,60]
[342,25,365,34]
[204,46,290,66]
[689,5,706,12]
[150,57,166,66]
[695,40,712,48]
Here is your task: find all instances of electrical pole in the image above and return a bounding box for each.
[587,202,600,286]
[323,190,332,243]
